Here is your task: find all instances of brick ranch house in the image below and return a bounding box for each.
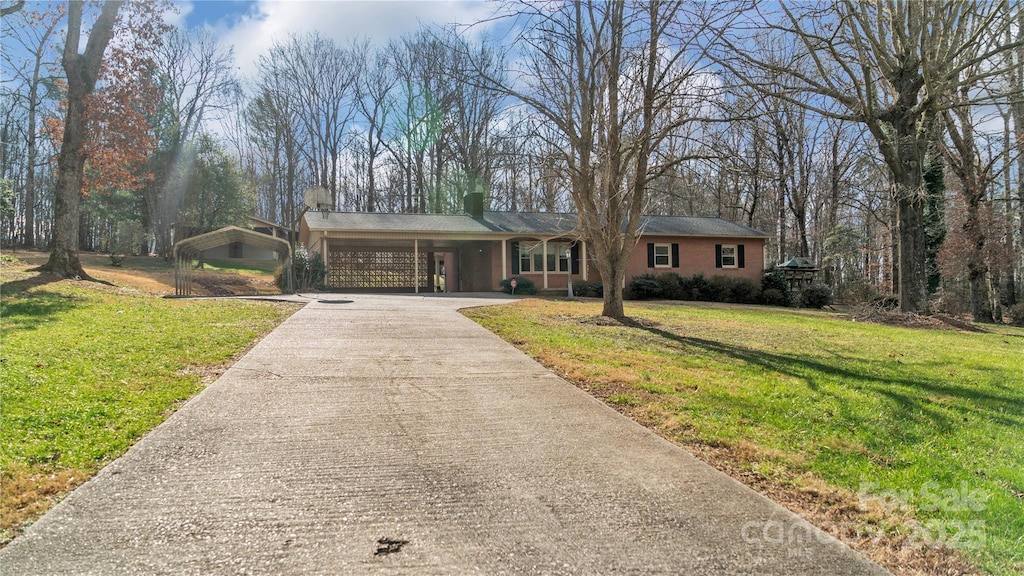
[298,195,769,293]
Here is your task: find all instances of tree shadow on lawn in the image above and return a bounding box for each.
[632,323,1023,436]
[1,274,83,331]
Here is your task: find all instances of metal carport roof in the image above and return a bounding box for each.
[172,226,293,296]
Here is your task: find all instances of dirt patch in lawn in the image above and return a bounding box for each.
[1,466,90,546]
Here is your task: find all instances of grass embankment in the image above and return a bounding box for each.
[0,256,300,543]
[465,299,1024,576]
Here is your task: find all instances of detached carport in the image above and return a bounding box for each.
[172,226,293,296]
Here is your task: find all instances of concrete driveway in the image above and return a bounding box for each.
[1,294,889,575]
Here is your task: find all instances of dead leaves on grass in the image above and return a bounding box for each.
[1,465,89,545]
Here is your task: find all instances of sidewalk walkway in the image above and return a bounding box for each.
[1,295,889,575]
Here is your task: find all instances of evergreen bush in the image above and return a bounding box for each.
[800,283,834,309]
[681,273,714,302]
[573,279,603,298]
[1006,303,1024,327]
[627,274,662,300]
[276,245,326,292]
[761,267,794,306]
[656,272,685,300]
[500,276,538,295]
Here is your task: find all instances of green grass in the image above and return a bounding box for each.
[0,262,299,540]
[199,258,279,275]
[465,299,1024,575]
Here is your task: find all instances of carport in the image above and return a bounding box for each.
[172,226,293,296]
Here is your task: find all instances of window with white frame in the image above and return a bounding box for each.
[519,242,542,273]
[654,244,670,268]
[548,242,571,272]
[720,244,738,268]
[519,242,571,273]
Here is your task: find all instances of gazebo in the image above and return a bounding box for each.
[172,226,293,296]
[778,257,819,290]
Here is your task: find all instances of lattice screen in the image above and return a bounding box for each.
[328,250,428,289]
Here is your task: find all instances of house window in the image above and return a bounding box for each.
[519,243,542,273]
[720,245,737,268]
[519,242,571,273]
[229,242,243,259]
[654,244,671,268]
[519,245,532,272]
[548,242,570,272]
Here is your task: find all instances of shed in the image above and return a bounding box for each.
[173,226,293,296]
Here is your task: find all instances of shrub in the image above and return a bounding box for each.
[800,283,834,309]
[656,272,685,300]
[573,279,603,298]
[627,274,662,300]
[680,273,714,301]
[761,267,794,306]
[500,276,538,295]
[1007,303,1024,327]
[761,288,787,307]
[707,275,760,303]
[708,275,732,302]
[726,276,761,304]
[276,245,326,292]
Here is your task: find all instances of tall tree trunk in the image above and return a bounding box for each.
[894,181,928,313]
[963,195,993,322]
[45,1,121,278]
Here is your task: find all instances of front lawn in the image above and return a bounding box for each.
[0,259,300,542]
[464,299,1024,576]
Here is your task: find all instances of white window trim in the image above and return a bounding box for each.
[519,242,541,273]
[654,243,671,268]
[720,244,738,268]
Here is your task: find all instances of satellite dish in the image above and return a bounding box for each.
[303,186,331,211]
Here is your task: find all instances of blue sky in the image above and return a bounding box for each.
[172,0,499,78]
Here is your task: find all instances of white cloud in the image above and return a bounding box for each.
[207,0,500,79]
[163,1,194,30]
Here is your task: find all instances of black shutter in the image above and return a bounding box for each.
[738,244,745,269]
[671,243,679,268]
[647,243,655,268]
[715,244,723,268]
[511,242,520,274]
[571,243,580,275]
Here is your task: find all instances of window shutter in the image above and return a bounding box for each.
[647,243,655,268]
[571,243,580,275]
[511,242,520,274]
[715,244,723,268]
[738,245,745,269]
[671,243,679,268]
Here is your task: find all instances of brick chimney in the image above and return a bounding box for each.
[463,192,484,219]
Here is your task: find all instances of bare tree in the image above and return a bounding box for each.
[147,27,239,256]
[0,0,25,18]
[942,82,1002,322]
[354,43,397,212]
[443,29,506,213]
[267,33,359,209]
[1,4,62,247]
[717,0,1023,313]
[476,0,724,318]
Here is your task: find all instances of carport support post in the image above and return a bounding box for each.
[414,239,419,294]
[542,239,548,289]
[501,239,507,281]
